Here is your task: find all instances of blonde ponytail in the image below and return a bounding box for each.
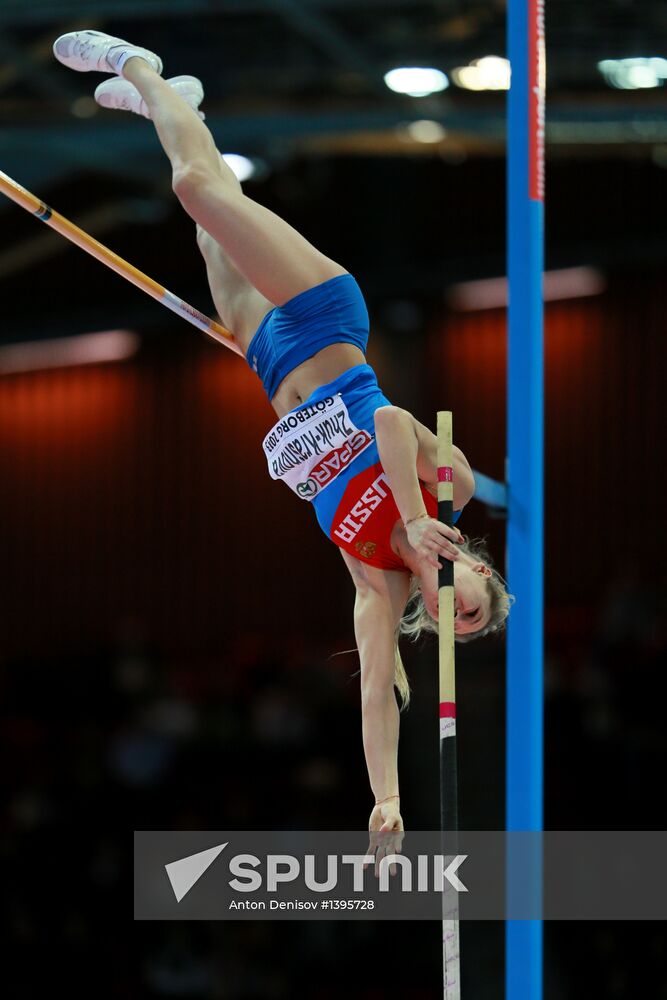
[393,643,411,711]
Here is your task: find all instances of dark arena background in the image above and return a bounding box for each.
[1,2,667,998]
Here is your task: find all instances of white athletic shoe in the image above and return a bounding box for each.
[53,29,163,78]
[94,75,205,120]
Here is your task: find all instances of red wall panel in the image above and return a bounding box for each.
[428,279,667,615]
[0,344,350,660]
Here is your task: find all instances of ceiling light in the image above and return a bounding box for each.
[70,96,98,118]
[451,66,485,91]
[384,67,449,97]
[221,154,258,182]
[598,57,667,90]
[451,56,511,91]
[406,120,447,143]
[475,56,511,89]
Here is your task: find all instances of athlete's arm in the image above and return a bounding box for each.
[355,587,402,807]
[374,405,475,512]
[340,552,409,809]
[373,406,468,567]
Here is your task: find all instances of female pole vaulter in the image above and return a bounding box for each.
[54,31,513,852]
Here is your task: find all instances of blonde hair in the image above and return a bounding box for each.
[393,645,412,712]
[392,536,515,711]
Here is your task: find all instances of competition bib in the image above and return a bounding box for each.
[262,395,373,500]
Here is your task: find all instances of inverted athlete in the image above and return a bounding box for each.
[54,31,513,851]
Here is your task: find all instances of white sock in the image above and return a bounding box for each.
[109,46,159,78]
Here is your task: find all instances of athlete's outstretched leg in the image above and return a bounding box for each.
[121,57,346,306]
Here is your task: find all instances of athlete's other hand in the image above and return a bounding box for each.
[406,516,464,569]
[365,801,405,877]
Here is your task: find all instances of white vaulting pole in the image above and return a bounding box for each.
[437,410,460,999]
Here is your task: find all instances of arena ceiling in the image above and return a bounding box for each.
[1,0,666,192]
[1,0,666,341]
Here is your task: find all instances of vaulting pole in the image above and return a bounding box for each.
[0,169,242,355]
[437,410,460,999]
[506,0,545,995]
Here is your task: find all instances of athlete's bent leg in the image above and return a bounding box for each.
[196,224,273,350]
[121,57,347,306]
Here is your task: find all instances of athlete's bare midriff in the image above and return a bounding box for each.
[269,342,367,417]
